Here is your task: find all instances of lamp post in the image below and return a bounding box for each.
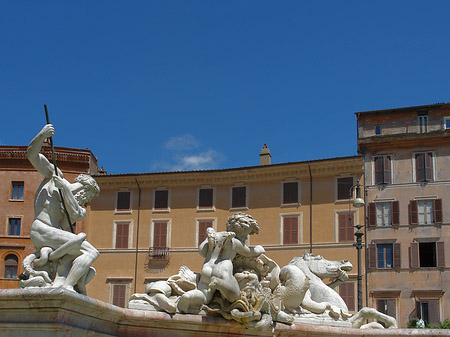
[350,180,365,311]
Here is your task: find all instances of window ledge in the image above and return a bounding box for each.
[281,203,300,208]
[196,207,216,213]
[8,199,24,202]
[335,199,351,205]
[114,210,132,215]
[229,207,249,212]
[152,209,170,214]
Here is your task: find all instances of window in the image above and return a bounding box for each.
[154,190,169,210]
[198,220,213,245]
[113,284,126,308]
[231,186,247,208]
[409,199,442,225]
[416,299,440,326]
[377,244,393,268]
[444,117,450,129]
[374,156,391,184]
[339,282,355,311]
[283,182,298,204]
[338,213,354,242]
[8,218,21,236]
[375,125,381,135]
[152,221,168,248]
[368,243,400,270]
[368,201,399,227]
[415,152,433,182]
[282,216,299,245]
[198,188,213,209]
[409,241,445,269]
[376,299,396,324]
[4,254,18,279]
[115,222,130,249]
[337,177,353,200]
[11,182,24,200]
[116,191,131,211]
[107,279,131,308]
[418,113,428,133]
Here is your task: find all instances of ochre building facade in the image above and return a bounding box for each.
[86,154,365,313]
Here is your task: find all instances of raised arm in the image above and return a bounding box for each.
[27,124,56,179]
[234,239,265,257]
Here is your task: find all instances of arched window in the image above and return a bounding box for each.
[4,254,18,279]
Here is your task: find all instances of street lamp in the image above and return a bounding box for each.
[349,180,365,311]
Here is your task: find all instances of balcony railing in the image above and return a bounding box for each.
[148,247,170,260]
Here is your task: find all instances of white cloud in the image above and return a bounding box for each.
[152,150,225,171]
[165,134,200,151]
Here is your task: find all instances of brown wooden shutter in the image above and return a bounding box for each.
[409,242,419,269]
[437,241,445,268]
[339,283,355,311]
[283,217,298,244]
[434,199,442,224]
[113,284,126,308]
[393,243,401,269]
[117,192,130,210]
[384,156,391,184]
[428,299,441,325]
[375,157,383,184]
[155,190,168,209]
[232,186,246,208]
[368,243,377,270]
[116,223,129,249]
[392,201,399,227]
[199,189,213,208]
[198,221,212,245]
[338,213,353,242]
[154,222,167,248]
[425,152,433,181]
[409,200,418,225]
[416,153,425,182]
[368,203,376,227]
[283,182,298,204]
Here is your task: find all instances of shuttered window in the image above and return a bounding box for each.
[283,182,298,204]
[369,202,399,227]
[198,221,213,245]
[339,282,355,311]
[415,152,433,182]
[153,222,167,248]
[338,213,354,242]
[374,156,391,184]
[199,188,213,208]
[8,218,21,236]
[232,186,246,208]
[283,216,298,245]
[409,199,442,225]
[112,284,126,308]
[369,243,400,270]
[115,223,129,249]
[409,241,445,269]
[116,191,131,211]
[376,299,396,324]
[154,190,169,210]
[4,254,18,279]
[337,177,353,200]
[417,299,440,326]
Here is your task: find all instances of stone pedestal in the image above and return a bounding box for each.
[0,288,447,337]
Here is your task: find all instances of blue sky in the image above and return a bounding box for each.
[1,2,449,174]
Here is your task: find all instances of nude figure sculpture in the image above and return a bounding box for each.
[20,124,100,294]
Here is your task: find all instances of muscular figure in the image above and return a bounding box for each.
[26,124,100,293]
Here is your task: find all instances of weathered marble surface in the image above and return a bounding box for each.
[129,213,396,330]
[1,288,448,337]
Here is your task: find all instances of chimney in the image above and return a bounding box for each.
[259,144,271,165]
